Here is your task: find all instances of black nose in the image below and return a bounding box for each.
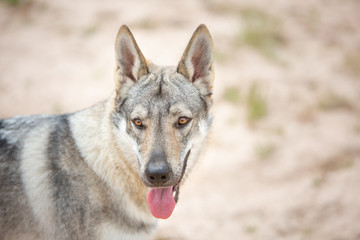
[145,151,171,186]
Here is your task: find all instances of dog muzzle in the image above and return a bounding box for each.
[146,150,191,219]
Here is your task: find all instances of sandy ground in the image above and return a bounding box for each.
[1,0,360,239]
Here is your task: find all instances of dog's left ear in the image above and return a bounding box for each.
[177,24,214,96]
[114,25,148,95]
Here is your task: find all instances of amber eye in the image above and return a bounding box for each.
[133,118,143,128]
[178,117,190,126]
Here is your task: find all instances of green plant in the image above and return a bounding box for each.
[223,86,241,104]
[244,224,257,234]
[255,142,276,160]
[214,50,228,64]
[247,82,267,122]
[3,0,22,5]
[236,8,284,60]
[83,25,99,37]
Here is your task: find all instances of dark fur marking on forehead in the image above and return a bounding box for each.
[157,114,163,135]
[158,82,162,96]
[156,73,166,97]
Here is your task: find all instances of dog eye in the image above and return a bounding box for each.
[133,118,144,128]
[177,117,191,127]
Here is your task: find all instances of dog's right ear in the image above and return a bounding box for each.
[114,25,148,95]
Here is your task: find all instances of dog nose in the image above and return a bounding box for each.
[145,151,171,185]
[145,162,170,185]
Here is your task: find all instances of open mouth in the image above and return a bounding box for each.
[147,150,191,219]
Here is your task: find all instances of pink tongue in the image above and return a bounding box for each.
[147,187,175,219]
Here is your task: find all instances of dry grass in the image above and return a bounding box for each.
[317,92,353,111]
[343,53,360,77]
[131,18,160,30]
[204,1,240,15]
[312,150,357,188]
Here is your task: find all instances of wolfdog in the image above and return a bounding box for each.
[0,24,214,240]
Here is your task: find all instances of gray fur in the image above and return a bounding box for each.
[0,24,213,240]
[0,114,156,239]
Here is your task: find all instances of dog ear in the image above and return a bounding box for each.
[177,24,214,95]
[114,25,148,94]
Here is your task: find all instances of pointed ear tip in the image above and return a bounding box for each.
[115,25,135,47]
[198,24,207,29]
[195,24,213,42]
[117,25,132,37]
[196,24,210,33]
[120,25,130,31]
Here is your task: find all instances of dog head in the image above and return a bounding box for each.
[112,25,214,218]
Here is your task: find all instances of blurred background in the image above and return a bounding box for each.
[1,0,360,239]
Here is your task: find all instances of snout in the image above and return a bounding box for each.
[144,150,174,187]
